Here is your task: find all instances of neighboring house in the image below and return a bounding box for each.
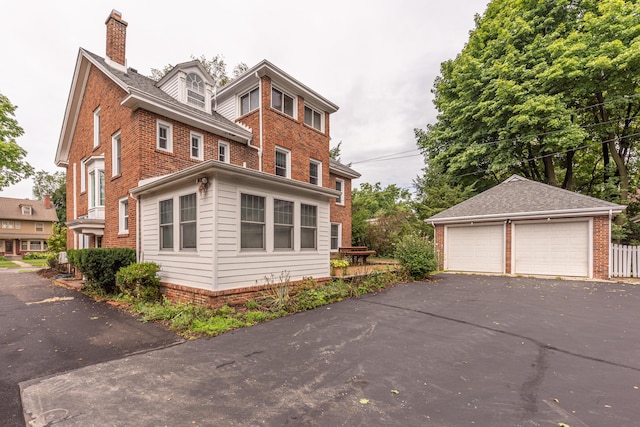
[0,196,58,257]
[427,175,625,280]
[55,10,359,297]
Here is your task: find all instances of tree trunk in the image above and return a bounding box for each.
[562,150,574,190]
[542,154,558,186]
[608,136,629,201]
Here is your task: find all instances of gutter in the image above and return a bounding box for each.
[429,206,626,225]
[256,72,263,172]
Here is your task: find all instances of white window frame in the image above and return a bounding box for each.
[22,206,32,215]
[119,197,129,234]
[190,132,204,160]
[35,222,44,232]
[21,240,28,251]
[271,86,296,118]
[274,198,294,251]
[300,203,318,250]
[240,193,266,251]
[218,141,230,164]
[93,108,101,147]
[157,120,173,152]
[179,193,197,251]
[335,179,345,205]
[304,105,324,132]
[239,87,260,116]
[186,73,206,109]
[330,222,342,252]
[275,147,291,178]
[112,131,122,177]
[159,198,174,251]
[309,159,322,186]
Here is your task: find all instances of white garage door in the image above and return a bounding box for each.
[446,225,504,273]
[514,221,590,277]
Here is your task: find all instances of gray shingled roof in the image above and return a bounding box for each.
[329,158,361,179]
[428,175,624,222]
[83,49,249,135]
[0,197,58,222]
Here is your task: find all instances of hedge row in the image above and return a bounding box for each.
[67,248,136,293]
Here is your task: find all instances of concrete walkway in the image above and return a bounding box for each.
[20,274,640,426]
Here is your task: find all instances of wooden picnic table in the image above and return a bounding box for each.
[339,246,376,265]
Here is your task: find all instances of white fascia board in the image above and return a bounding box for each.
[329,164,361,179]
[429,206,626,225]
[121,89,252,144]
[131,160,341,199]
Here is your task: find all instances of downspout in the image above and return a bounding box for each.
[130,192,141,263]
[255,72,263,172]
[608,209,612,279]
[431,221,438,269]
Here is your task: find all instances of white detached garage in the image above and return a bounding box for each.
[428,175,625,280]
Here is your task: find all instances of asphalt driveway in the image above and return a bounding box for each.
[0,270,182,427]
[19,273,640,426]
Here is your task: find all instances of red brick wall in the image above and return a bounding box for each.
[593,215,610,279]
[330,173,353,247]
[435,224,445,270]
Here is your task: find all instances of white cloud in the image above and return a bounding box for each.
[0,0,488,198]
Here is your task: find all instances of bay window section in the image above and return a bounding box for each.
[180,193,197,250]
[159,199,174,250]
[300,204,317,249]
[241,194,265,250]
[274,199,294,250]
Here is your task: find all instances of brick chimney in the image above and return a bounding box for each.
[105,9,128,71]
[44,195,51,209]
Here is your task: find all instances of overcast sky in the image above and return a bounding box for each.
[0,0,489,199]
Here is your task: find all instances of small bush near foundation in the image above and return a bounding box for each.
[0,256,7,261]
[67,248,136,294]
[22,252,48,260]
[116,262,161,302]
[394,233,438,280]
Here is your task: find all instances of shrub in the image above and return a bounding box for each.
[0,256,6,261]
[330,259,349,268]
[116,262,161,302]
[23,252,48,260]
[68,248,136,294]
[394,233,438,280]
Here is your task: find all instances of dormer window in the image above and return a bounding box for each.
[186,73,205,108]
[22,206,32,215]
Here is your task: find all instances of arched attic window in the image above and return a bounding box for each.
[186,73,205,108]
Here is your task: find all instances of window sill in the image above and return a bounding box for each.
[111,174,122,182]
[118,232,129,237]
[269,107,297,122]
[156,148,174,155]
[303,123,325,135]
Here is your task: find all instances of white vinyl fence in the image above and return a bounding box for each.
[611,244,640,277]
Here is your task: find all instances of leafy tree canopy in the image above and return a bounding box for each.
[417,0,640,203]
[150,54,248,88]
[32,170,66,223]
[0,93,33,190]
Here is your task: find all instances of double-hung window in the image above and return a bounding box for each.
[35,222,44,232]
[112,131,121,176]
[275,147,290,178]
[309,160,321,186]
[241,194,265,250]
[180,193,197,250]
[304,106,323,131]
[271,87,294,117]
[157,121,173,152]
[88,169,105,208]
[331,223,341,251]
[240,87,259,115]
[274,199,294,250]
[335,179,344,205]
[218,141,230,163]
[119,198,129,234]
[190,132,203,160]
[300,204,317,250]
[159,199,174,250]
[93,108,100,147]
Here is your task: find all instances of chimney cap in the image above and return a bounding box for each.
[105,9,127,25]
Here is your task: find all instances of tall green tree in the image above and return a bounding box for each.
[417,0,640,202]
[32,170,66,223]
[0,93,33,190]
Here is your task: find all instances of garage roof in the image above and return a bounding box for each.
[428,175,625,224]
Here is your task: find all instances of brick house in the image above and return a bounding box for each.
[0,196,58,257]
[427,175,625,280]
[55,10,359,296]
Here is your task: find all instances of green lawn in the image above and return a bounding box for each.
[0,260,20,268]
[21,259,48,267]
